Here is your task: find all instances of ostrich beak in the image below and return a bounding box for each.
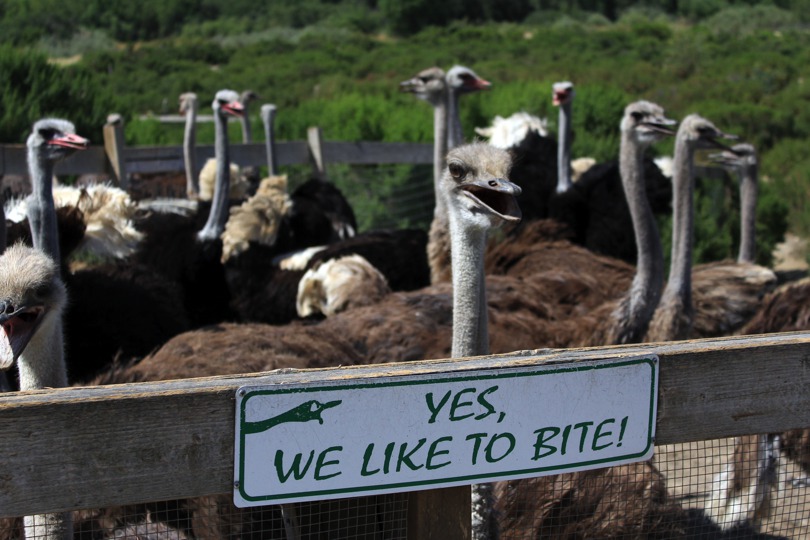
[223,101,244,117]
[0,303,45,369]
[460,178,522,223]
[48,133,89,150]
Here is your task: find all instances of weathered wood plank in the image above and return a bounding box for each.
[0,332,809,516]
[0,140,432,178]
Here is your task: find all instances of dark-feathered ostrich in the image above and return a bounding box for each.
[132,89,246,328]
[478,82,672,264]
[646,118,776,343]
[19,118,191,385]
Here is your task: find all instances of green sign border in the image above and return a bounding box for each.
[235,356,658,503]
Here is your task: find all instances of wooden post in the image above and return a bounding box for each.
[307,126,326,180]
[408,487,471,540]
[261,104,279,175]
[103,118,128,189]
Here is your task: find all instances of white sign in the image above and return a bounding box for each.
[234,355,658,507]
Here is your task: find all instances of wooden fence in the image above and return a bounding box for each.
[1,332,809,538]
[0,122,434,190]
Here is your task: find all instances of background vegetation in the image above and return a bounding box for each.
[1,0,809,265]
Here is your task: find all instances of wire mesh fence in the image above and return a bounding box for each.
[2,433,808,539]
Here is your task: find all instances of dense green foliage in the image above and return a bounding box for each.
[2,0,808,264]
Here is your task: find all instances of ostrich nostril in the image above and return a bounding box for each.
[488,180,498,187]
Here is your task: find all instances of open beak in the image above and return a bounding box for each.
[223,101,244,117]
[460,178,522,223]
[642,117,677,137]
[48,133,89,150]
[0,303,45,369]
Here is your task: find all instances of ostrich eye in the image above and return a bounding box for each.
[34,283,51,299]
[448,162,465,179]
[39,128,57,140]
[630,111,644,122]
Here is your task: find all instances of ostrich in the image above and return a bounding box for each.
[180,92,200,198]
[0,245,72,540]
[132,89,246,328]
[18,118,191,386]
[490,103,695,539]
[6,118,85,538]
[645,115,768,342]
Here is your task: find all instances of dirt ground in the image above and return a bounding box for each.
[656,439,810,539]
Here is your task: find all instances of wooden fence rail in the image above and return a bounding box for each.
[1,331,809,521]
[0,124,433,190]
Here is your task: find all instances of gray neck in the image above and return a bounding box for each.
[614,132,664,343]
[183,99,199,198]
[556,102,573,193]
[241,107,252,144]
[663,135,695,315]
[447,88,463,150]
[26,146,60,264]
[198,108,231,242]
[738,164,758,264]
[449,213,488,358]
[261,105,279,176]
[428,96,451,285]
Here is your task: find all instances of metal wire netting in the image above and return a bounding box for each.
[2,434,808,539]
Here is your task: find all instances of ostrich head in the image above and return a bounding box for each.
[27,118,89,161]
[446,65,492,95]
[441,143,522,230]
[709,143,757,172]
[621,101,677,148]
[179,92,198,114]
[400,66,447,107]
[677,114,738,153]
[0,245,66,370]
[240,90,260,106]
[213,89,244,119]
[552,81,575,106]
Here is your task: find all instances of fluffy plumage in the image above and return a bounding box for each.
[296,254,392,318]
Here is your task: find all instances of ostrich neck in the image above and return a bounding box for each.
[738,164,758,264]
[447,89,464,150]
[241,109,252,143]
[198,109,231,242]
[26,147,60,263]
[556,102,573,193]
[17,315,67,390]
[449,213,488,358]
[19,312,72,539]
[262,107,278,175]
[664,135,695,311]
[183,102,199,198]
[615,132,664,343]
[428,98,452,284]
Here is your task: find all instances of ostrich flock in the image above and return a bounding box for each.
[0,64,808,540]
